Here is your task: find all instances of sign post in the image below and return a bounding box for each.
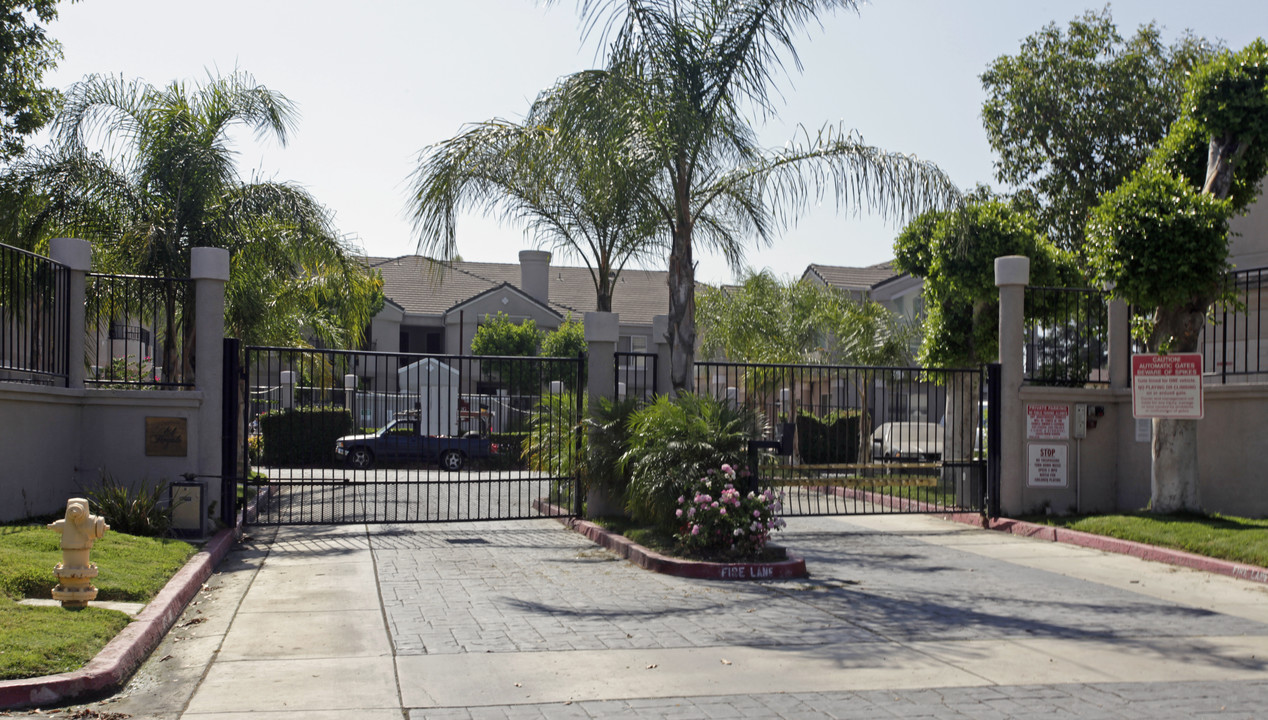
[1131,354,1203,419]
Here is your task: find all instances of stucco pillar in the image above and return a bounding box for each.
[192,247,230,525]
[584,311,621,517]
[651,314,671,397]
[50,238,91,389]
[1107,295,1130,390]
[996,255,1029,516]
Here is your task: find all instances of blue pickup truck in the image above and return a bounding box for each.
[334,415,497,471]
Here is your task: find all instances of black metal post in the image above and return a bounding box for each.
[986,362,1002,519]
[221,337,241,527]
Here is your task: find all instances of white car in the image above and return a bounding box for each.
[871,422,943,462]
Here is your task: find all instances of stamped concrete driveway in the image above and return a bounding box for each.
[66,513,1268,719]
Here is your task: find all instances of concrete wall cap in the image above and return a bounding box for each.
[584,311,620,342]
[518,249,551,264]
[190,247,230,281]
[995,255,1031,287]
[50,238,92,272]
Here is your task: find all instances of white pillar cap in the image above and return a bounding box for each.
[191,247,230,281]
[994,255,1031,287]
[50,237,92,271]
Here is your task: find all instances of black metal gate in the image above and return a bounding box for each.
[694,361,999,518]
[232,346,584,525]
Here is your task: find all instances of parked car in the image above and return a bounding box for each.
[871,422,943,462]
[334,413,497,471]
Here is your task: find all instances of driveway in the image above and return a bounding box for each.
[58,514,1268,719]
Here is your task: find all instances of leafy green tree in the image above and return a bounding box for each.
[697,270,912,366]
[981,7,1220,255]
[541,314,586,390]
[408,72,663,312]
[2,72,381,366]
[0,0,69,162]
[698,268,915,460]
[896,200,1072,463]
[539,0,960,392]
[470,311,543,394]
[1087,39,1268,513]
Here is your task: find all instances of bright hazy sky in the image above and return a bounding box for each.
[40,1,1268,286]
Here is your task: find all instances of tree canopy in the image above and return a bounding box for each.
[2,71,381,350]
[696,269,913,367]
[980,7,1220,256]
[894,199,1072,368]
[408,72,664,312]
[536,0,960,391]
[0,0,69,162]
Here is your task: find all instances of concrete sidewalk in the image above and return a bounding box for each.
[52,515,1268,718]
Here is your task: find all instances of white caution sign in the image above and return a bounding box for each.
[1027,443,1068,488]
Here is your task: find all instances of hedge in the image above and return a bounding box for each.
[259,406,353,466]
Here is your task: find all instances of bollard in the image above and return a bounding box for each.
[47,498,109,609]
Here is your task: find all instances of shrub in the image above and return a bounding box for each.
[622,393,762,530]
[259,406,353,466]
[796,409,861,464]
[83,470,173,537]
[523,391,583,477]
[674,464,785,560]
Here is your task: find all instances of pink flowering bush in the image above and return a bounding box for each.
[674,464,786,560]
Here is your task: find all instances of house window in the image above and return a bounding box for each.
[624,335,648,353]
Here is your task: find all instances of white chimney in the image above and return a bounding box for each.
[519,250,550,305]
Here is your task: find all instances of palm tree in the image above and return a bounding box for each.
[4,71,381,371]
[547,0,961,391]
[409,71,666,312]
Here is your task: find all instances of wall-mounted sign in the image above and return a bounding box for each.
[1131,354,1203,419]
[145,417,187,457]
[1027,404,1070,440]
[1027,443,1068,488]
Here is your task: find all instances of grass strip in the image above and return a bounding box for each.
[0,524,196,680]
[1024,513,1268,569]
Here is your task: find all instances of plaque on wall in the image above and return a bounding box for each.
[145,417,188,457]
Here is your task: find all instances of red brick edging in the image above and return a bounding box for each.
[534,499,807,580]
[0,528,237,711]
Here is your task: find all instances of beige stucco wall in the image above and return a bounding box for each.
[0,384,203,522]
[1008,384,1268,518]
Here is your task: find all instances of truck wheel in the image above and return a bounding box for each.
[347,447,374,470]
[440,449,464,472]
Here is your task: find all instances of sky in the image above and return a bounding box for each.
[38,0,1268,286]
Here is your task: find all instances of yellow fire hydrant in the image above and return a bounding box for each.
[47,498,109,609]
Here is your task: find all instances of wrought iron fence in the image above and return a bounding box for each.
[693,360,987,515]
[1204,266,1267,382]
[0,242,70,386]
[240,346,584,524]
[615,351,657,402]
[85,272,193,388]
[1024,286,1109,387]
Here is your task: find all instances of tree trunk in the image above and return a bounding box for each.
[1145,133,1245,514]
[1147,304,1206,513]
[667,223,695,393]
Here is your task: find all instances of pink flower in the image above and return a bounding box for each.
[691,525,700,536]
[721,463,733,475]
[719,508,727,516]
[675,509,683,518]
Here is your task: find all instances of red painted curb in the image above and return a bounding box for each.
[952,515,1268,586]
[0,528,237,711]
[532,497,808,581]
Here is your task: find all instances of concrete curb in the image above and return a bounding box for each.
[0,528,237,711]
[948,515,1268,586]
[550,512,808,581]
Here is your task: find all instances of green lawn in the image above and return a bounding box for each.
[0,525,195,680]
[1023,513,1268,569]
